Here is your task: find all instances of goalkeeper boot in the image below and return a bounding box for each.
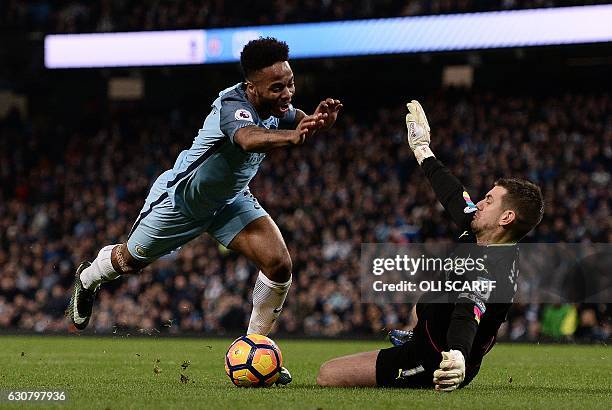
[66,261,98,330]
[388,329,414,347]
[275,367,292,386]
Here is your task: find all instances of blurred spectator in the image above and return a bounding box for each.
[575,304,609,341]
[2,1,612,34]
[541,304,578,340]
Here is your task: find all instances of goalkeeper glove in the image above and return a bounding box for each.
[433,350,465,392]
[405,100,434,164]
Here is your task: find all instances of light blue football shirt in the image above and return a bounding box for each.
[165,83,296,218]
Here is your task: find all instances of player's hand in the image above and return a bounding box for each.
[293,113,326,145]
[314,98,343,130]
[433,350,465,392]
[405,100,434,164]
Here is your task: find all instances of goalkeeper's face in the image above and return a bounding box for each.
[471,186,514,236]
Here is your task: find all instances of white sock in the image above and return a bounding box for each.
[247,271,292,336]
[80,244,121,290]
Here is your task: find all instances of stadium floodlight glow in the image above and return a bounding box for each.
[45,5,612,69]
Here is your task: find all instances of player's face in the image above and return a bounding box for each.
[471,186,509,235]
[247,61,295,118]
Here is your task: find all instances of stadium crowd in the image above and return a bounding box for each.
[2,0,611,33]
[0,89,610,341]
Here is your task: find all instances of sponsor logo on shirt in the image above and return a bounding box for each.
[463,191,478,213]
[474,305,483,324]
[463,191,475,206]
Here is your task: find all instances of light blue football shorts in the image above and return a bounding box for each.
[126,175,268,263]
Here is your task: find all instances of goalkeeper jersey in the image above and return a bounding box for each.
[414,157,519,386]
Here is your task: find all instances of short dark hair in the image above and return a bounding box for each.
[495,178,544,240]
[240,37,289,79]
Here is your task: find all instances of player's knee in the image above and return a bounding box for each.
[261,252,292,283]
[316,360,336,387]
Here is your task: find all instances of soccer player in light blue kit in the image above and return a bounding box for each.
[67,38,342,383]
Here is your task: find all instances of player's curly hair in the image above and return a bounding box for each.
[495,178,544,240]
[240,37,289,79]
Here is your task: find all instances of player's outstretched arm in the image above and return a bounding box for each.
[234,113,326,152]
[294,98,343,131]
[405,100,476,230]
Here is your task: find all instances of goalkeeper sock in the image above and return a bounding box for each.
[80,244,121,290]
[247,271,292,336]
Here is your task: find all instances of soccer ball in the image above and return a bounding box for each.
[225,334,283,387]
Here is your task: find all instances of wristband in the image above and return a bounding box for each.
[414,145,435,164]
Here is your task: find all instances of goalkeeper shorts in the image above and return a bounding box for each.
[376,329,442,388]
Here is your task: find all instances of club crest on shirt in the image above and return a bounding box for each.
[235,109,253,121]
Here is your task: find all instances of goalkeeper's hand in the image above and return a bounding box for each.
[405,100,434,164]
[433,350,465,392]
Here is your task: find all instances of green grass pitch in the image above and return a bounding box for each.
[0,336,610,409]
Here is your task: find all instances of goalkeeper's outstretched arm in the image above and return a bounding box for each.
[405,100,477,231]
